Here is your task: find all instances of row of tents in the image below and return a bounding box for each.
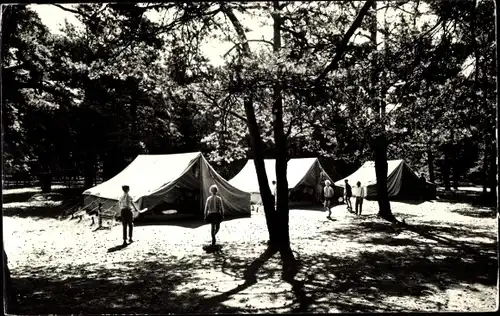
[82,152,436,219]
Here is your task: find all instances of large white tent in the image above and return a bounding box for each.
[229,158,343,204]
[82,152,251,217]
[334,159,436,199]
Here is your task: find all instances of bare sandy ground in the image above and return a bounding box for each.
[3,195,498,313]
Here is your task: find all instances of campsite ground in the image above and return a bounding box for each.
[3,186,498,313]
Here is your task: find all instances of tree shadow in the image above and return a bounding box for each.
[9,260,244,314]
[436,189,495,207]
[2,186,85,204]
[195,245,279,309]
[365,197,428,205]
[296,244,497,312]
[2,203,66,219]
[3,187,85,219]
[134,215,247,229]
[449,207,496,219]
[8,244,280,314]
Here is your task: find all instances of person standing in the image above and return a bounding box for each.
[118,185,138,245]
[204,184,225,246]
[344,179,353,213]
[352,181,365,216]
[271,180,277,207]
[323,180,334,218]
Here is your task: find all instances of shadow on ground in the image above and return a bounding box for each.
[3,187,85,204]
[6,198,498,313]
[135,215,248,229]
[436,189,495,208]
[9,229,496,314]
[449,207,496,219]
[3,187,85,219]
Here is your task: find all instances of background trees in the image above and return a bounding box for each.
[1,0,496,243]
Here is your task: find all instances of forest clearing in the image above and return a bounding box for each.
[3,186,498,313]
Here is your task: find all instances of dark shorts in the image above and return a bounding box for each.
[324,197,333,207]
[355,197,363,204]
[206,213,223,224]
[121,207,133,222]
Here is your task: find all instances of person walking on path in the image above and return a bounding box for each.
[118,185,139,245]
[204,184,225,246]
[344,179,353,213]
[352,181,365,216]
[324,180,335,219]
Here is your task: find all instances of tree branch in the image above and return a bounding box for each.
[3,63,26,72]
[200,91,247,123]
[314,0,374,85]
[52,4,91,19]
[223,39,274,57]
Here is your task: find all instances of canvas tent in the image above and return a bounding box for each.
[82,152,251,218]
[229,158,343,205]
[334,159,436,199]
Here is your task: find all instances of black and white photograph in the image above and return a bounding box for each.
[2,1,499,314]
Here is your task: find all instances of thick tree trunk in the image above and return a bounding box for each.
[222,4,278,245]
[244,96,279,245]
[272,1,293,257]
[373,135,395,221]
[369,1,394,222]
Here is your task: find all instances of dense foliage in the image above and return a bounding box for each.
[1,1,496,195]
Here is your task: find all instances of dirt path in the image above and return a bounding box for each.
[3,198,497,313]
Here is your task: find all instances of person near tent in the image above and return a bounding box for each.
[323,180,334,218]
[204,184,225,246]
[271,180,277,207]
[119,185,139,245]
[344,179,353,213]
[352,181,365,216]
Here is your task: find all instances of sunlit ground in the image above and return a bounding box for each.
[3,188,498,313]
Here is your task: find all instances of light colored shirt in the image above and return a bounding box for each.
[324,186,334,198]
[352,186,365,198]
[205,195,224,217]
[119,193,134,209]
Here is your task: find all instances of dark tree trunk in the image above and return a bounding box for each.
[443,148,451,191]
[482,144,489,195]
[3,248,17,313]
[369,1,394,222]
[272,0,293,257]
[427,144,435,183]
[244,96,279,245]
[373,135,395,221]
[496,0,500,214]
[452,159,459,190]
[83,154,95,189]
[223,5,278,245]
[488,142,496,200]
[39,172,52,193]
